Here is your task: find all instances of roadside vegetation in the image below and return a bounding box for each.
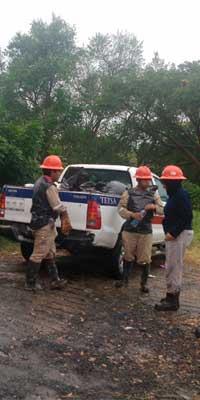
[0,235,19,254]
[186,210,200,265]
[0,16,200,188]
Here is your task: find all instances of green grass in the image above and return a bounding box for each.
[0,235,19,253]
[185,210,200,265]
[191,210,200,243]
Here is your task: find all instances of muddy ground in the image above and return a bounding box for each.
[0,247,199,400]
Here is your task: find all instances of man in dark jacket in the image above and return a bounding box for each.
[155,165,193,311]
[25,155,72,291]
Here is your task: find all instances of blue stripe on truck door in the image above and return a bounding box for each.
[5,187,33,198]
[60,192,120,206]
[59,192,89,203]
[4,186,120,207]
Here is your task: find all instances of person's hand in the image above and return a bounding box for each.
[165,233,175,241]
[145,204,156,211]
[61,212,72,235]
[132,212,143,221]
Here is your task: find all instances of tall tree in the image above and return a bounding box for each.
[118,60,200,181]
[2,15,78,155]
[76,32,143,136]
[0,16,79,184]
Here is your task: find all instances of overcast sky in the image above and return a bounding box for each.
[0,0,199,64]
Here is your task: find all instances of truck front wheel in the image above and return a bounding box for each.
[20,242,34,261]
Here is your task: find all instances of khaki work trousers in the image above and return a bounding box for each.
[30,223,57,264]
[165,230,193,294]
[122,231,153,264]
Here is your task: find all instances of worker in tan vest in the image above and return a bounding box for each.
[25,155,72,291]
[117,166,163,292]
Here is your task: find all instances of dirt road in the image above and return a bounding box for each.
[0,249,199,400]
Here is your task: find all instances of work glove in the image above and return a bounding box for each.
[60,211,72,235]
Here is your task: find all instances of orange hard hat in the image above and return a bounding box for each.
[135,166,152,180]
[40,155,64,170]
[160,165,186,180]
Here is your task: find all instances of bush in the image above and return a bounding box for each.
[183,181,200,210]
[191,210,200,242]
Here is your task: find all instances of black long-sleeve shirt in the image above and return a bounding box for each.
[163,187,193,238]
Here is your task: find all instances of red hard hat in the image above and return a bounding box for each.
[160,165,186,180]
[40,155,64,170]
[135,166,152,180]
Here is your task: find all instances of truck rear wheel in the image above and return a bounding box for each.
[110,238,124,280]
[20,242,34,261]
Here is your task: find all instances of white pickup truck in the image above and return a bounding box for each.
[0,164,167,277]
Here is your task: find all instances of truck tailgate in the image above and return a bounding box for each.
[2,187,115,231]
[3,187,32,224]
[2,186,89,231]
[1,185,165,248]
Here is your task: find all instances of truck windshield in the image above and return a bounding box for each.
[61,167,132,194]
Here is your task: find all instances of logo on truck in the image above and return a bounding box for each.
[100,196,118,206]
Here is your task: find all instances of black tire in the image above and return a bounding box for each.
[20,242,34,261]
[110,237,124,280]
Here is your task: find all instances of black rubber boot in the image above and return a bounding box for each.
[155,292,180,311]
[25,260,42,291]
[115,261,132,288]
[195,327,200,338]
[160,293,171,303]
[47,260,67,290]
[160,292,180,307]
[123,261,132,287]
[140,264,150,293]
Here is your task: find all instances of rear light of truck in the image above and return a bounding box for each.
[152,215,164,224]
[0,192,5,218]
[86,200,101,230]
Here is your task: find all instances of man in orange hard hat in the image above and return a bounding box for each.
[117,166,163,292]
[155,165,193,311]
[25,155,72,291]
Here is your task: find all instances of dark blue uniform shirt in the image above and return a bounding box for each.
[163,187,193,238]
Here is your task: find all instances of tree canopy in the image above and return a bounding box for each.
[0,16,200,185]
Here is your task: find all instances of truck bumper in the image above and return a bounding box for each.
[0,223,15,241]
[57,230,95,253]
[8,222,95,253]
